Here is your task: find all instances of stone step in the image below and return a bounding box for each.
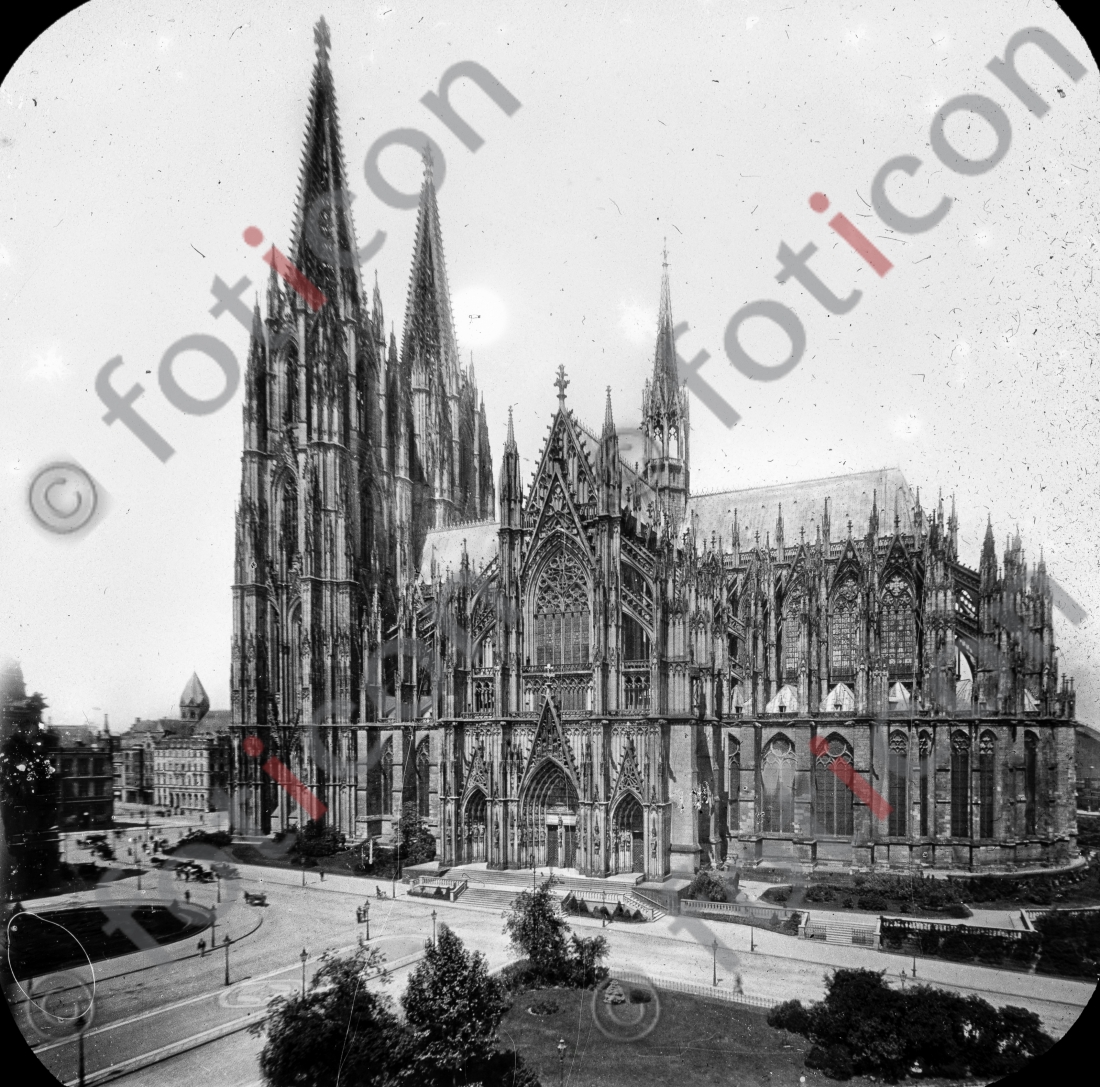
[452,885,523,911]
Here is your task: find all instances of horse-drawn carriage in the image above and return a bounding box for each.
[243,890,268,906]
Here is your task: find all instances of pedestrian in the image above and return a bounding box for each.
[734,972,743,994]
[184,889,191,904]
[197,938,206,957]
[319,870,324,882]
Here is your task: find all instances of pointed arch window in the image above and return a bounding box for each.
[534,550,590,668]
[417,739,431,819]
[882,575,916,670]
[814,735,854,837]
[761,735,796,833]
[888,732,909,837]
[623,614,651,664]
[950,731,970,837]
[727,739,741,833]
[978,731,995,838]
[918,731,932,836]
[781,590,804,679]
[380,738,393,817]
[1024,731,1038,835]
[830,581,859,674]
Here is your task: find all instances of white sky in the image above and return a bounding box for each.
[2,0,1098,730]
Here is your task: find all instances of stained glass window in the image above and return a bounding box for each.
[814,735,854,837]
[534,550,590,668]
[761,735,795,833]
[887,732,908,837]
[1024,731,1038,835]
[882,576,915,669]
[782,595,803,678]
[950,732,970,837]
[728,741,741,833]
[918,732,932,836]
[830,582,859,673]
[978,731,995,838]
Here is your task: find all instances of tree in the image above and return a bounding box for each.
[502,878,571,983]
[401,924,510,1084]
[399,803,437,866]
[1,659,60,897]
[252,944,405,1087]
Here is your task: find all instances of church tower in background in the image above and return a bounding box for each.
[229,20,493,835]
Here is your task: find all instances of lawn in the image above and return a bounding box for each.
[502,985,991,1087]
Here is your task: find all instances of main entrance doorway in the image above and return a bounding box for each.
[463,790,487,863]
[520,760,579,868]
[612,793,644,873]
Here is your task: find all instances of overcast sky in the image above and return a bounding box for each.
[2,0,1097,730]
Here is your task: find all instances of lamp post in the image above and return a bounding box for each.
[300,949,308,997]
[301,861,306,888]
[556,1038,567,1087]
[76,1011,88,1087]
[209,905,217,949]
[750,925,754,953]
[222,934,230,987]
[216,873,221,903]
[712,938,718,987]
[432,909,437,947]
[364,900,370,941]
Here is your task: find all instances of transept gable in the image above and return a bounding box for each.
[524,403,597,530]
[521,694,580,791]
[521,467,592,574]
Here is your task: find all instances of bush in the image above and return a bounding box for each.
[760,885,791,904]
[768,999,811,1034]
[289,819,345,858]
[1033,910,1100,977]
[770,968,1054,1081]
[856,893,888,911]
[805,1043,854,1080]
[685,869,729,902]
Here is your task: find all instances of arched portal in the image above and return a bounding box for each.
[463,789,487,864]
[520,760,579,869]
[611,793,644,873]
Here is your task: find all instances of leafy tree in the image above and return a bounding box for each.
[399,803,437,866]
[566,932,609,988]
[768,968,1053,1081]
[290,818,346,858]
[1,659,59,897]
[502,878,571,983]
[684,869,729,902]
[252,944,405,1087]
[401,924,510,1084]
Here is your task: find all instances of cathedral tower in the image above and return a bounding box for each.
[641,246,689,525]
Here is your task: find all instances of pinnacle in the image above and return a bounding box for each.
[603,385,615,436]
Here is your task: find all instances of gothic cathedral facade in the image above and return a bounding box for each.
[230,24,1081,876]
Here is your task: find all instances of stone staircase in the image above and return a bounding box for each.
[458,885,527,912]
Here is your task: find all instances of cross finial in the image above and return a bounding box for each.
[314,17,331,62]
[661,238,669,271]
[554,364,569,405]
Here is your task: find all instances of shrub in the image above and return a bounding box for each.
[629,988,652,1004]
[805,1043,854,1080]
[685,869,728,902]
[289,819,345,858]
[772,969,1055,1081]
[804,884,835,903]
[1033,910,1100,977]
[768,999,811,1034]
[761,885,791,904]
[856,894,888,911]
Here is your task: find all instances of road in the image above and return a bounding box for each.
[10,862,1095,1086]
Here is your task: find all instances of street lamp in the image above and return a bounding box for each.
[76,1011,89,1087]
[216,873,221,903]
[300,949,308,998]
[750,925,754,953]
[556,1038,567,1087]
[222,934,230,987]
[432,909,437,947]
[712,938,718,987]
[209,905,217,949]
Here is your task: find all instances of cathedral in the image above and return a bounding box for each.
[229,23,1081,877]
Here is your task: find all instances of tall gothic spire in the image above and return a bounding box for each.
[652,239,678,400]
[401,149,459,379]
[288,16,362,318]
